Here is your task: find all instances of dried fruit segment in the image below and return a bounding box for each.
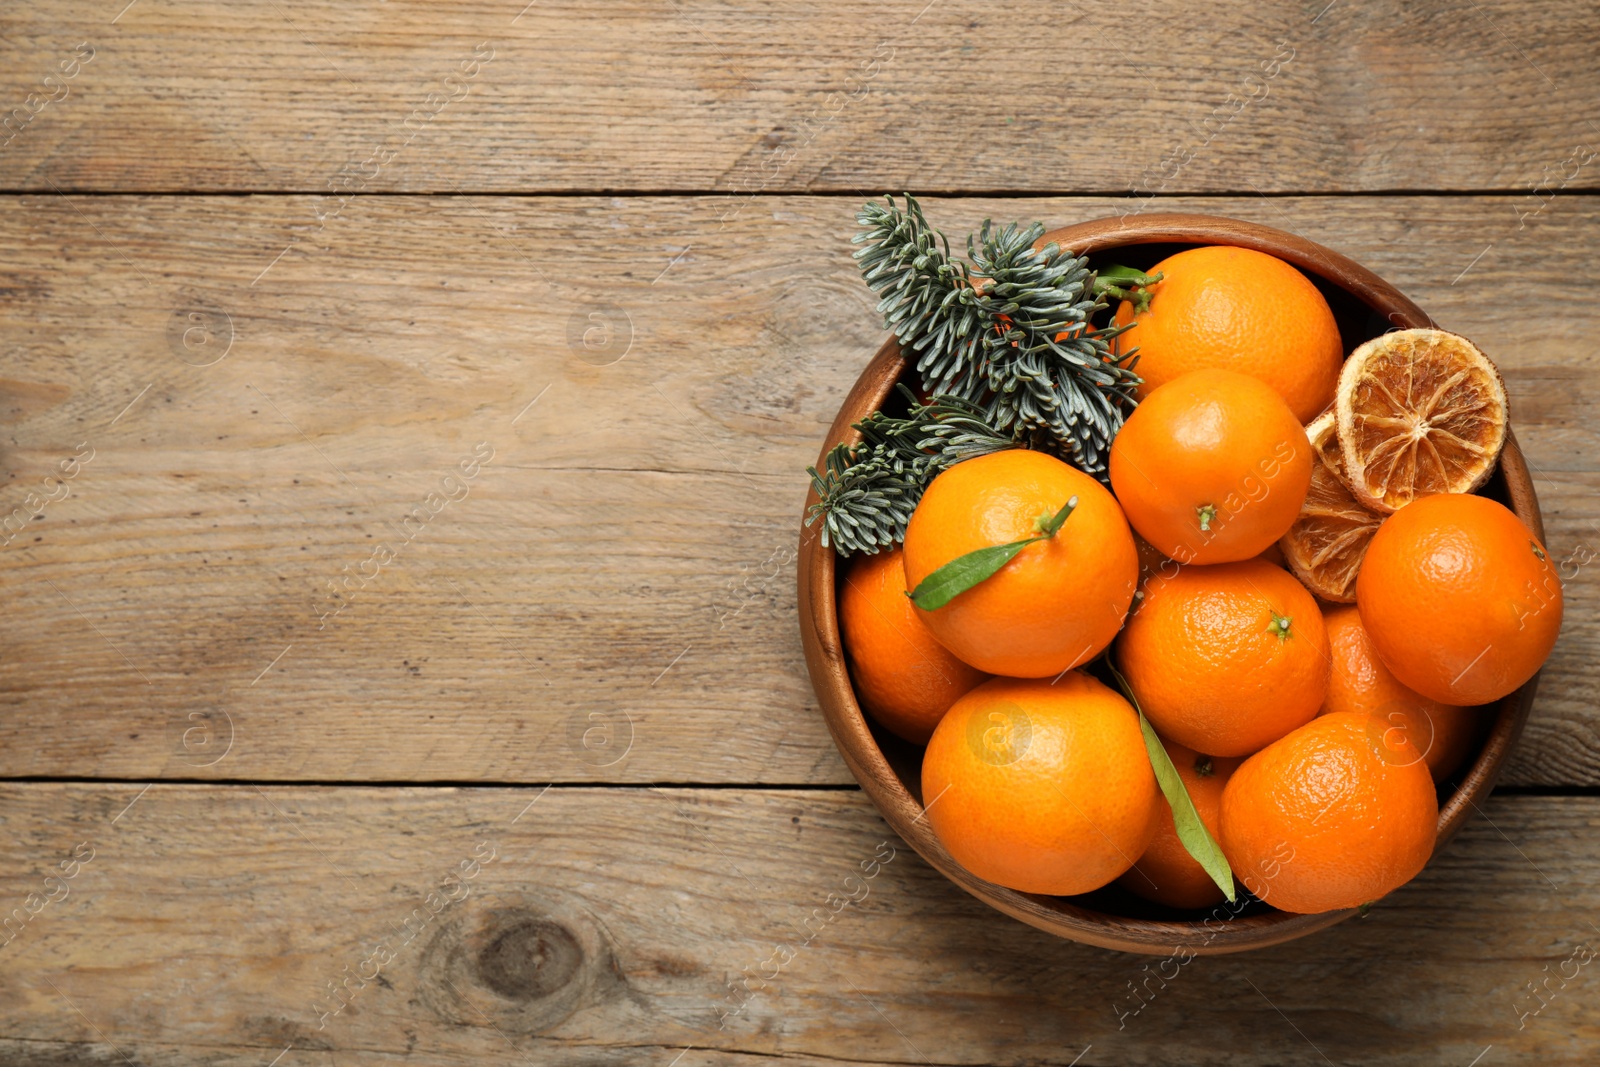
[1335,328,1508,513]
[1279,413,1385,603]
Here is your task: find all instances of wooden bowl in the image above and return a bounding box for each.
[797,213,1543,955]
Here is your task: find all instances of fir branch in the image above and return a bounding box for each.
[852,194,1142,478]
[804,388,1016,555]
[805,442,924,557]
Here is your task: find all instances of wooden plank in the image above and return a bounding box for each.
[1,2,1599,193]
[0,783,1598,1065]
[0,194,1594,786]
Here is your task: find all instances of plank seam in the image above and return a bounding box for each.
[0,778,1590,794]
[2,188,1599,199]
[0,777,867,790]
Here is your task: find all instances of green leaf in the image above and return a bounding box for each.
[907,497,1079,611]
[907,536,1041,611]
[1105,659,1237,903]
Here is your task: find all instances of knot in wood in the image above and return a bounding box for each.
[475,917,583,1001]
[418,897,622,1033]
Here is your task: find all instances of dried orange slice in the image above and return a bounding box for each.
[1335,328,1507,513]
[1279,412,1384,603]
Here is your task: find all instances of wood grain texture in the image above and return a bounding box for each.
[0,194,1594,785]
[1,783,1598,1066]
[1,1,1598,193]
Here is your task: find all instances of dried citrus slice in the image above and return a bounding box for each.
[1279,413,1385,603]
[1335,328,1508,513]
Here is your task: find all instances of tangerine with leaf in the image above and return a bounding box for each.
[902,448,1139,678]
[1118,736,1241,910]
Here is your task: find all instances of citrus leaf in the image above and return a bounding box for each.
[1105,659,1236,903]
[1138,712,1237,904]
[907,497,1077,611]
[907,536,1040,611]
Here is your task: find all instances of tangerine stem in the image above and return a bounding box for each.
[1267,613,1292,641]
[1092,265,1163,312]
[1035,496,1080,538]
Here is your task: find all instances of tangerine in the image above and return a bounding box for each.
[1335,329,1507,513]
[1320,603,1480,783]
[1112,245,1342,422]
[922,673,1159,896]
[1117,556,1330,758]
[903,449,1138,678]
[1110,369,1313,565]
[1279,411,1385,602]
[1220,711,1438,914]
[839,547,989,745]
[1357,492,1561,705]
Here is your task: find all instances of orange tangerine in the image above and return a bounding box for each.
[1110,370,1313,565]
[839,547,989,745]
[922,673,1159,896]
[903,449,1138,678]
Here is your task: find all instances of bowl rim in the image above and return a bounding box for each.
[797,212,1543,955]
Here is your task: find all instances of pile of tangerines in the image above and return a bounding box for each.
[841,245,1564,915]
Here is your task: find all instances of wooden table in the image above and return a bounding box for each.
[1,2,1596,1063]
